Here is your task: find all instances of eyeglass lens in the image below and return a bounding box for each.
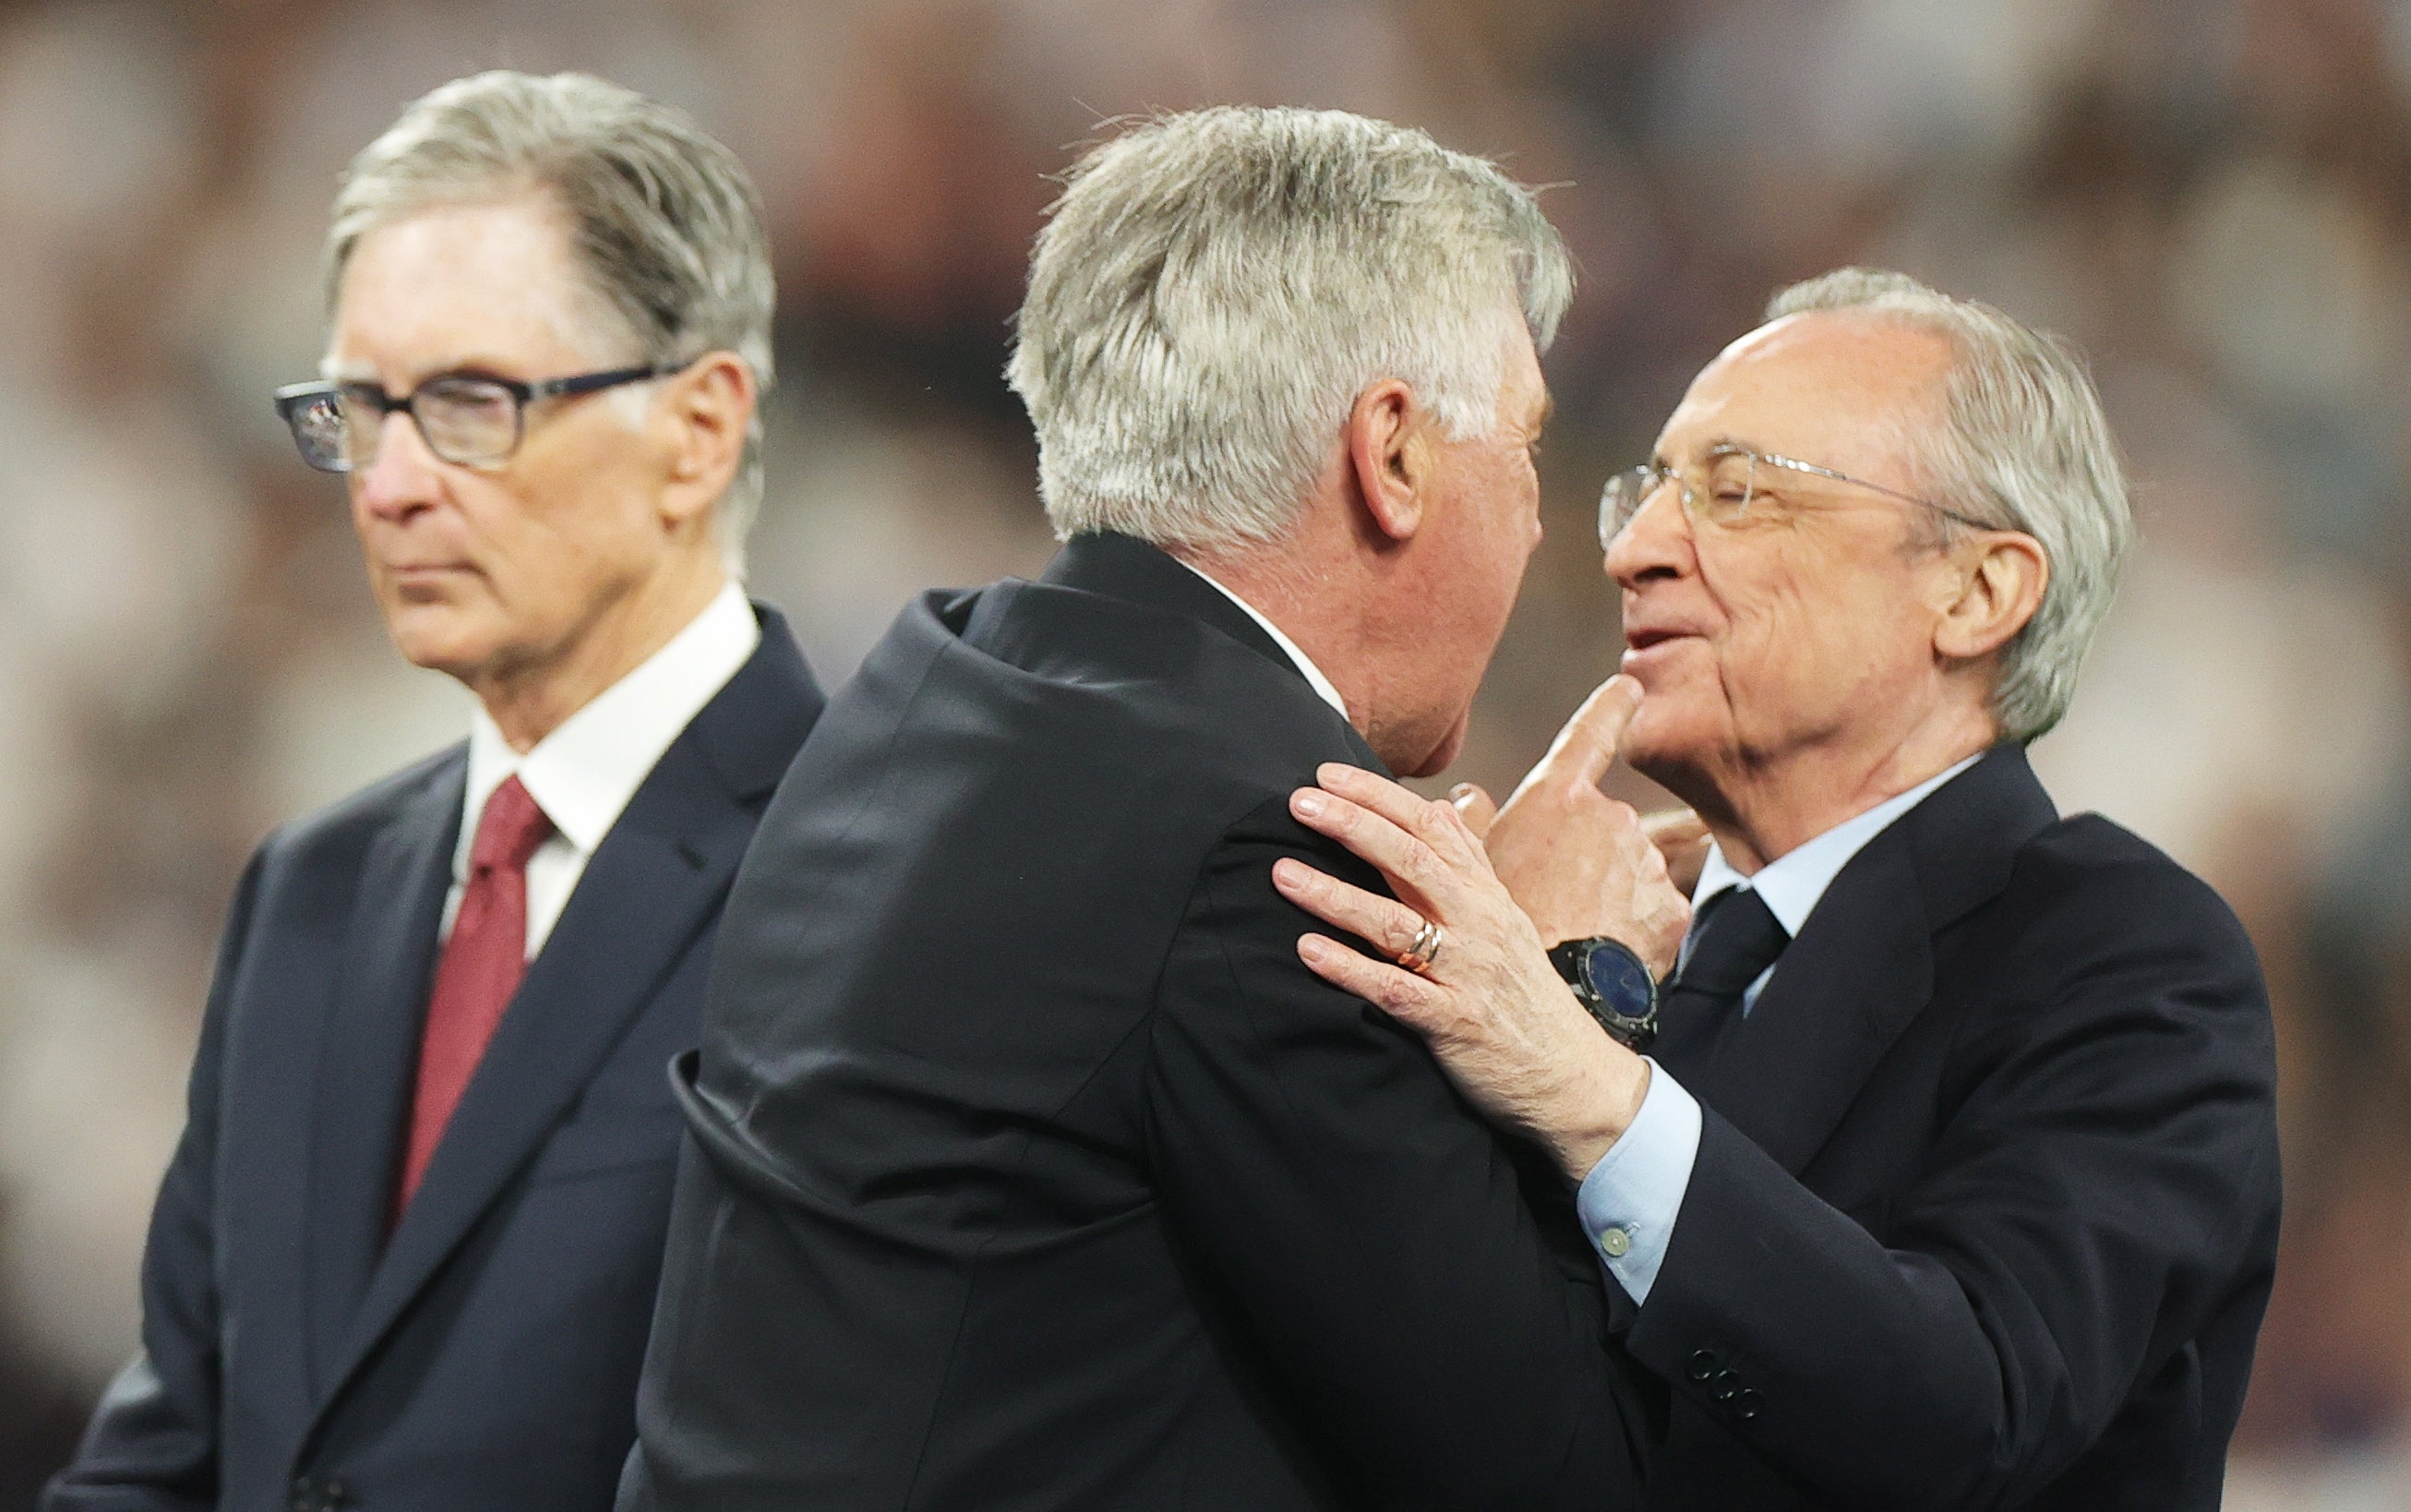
[285,391,349,471]
[342,378,522,470]
[282,379,524,473]
[1597,450,1760,546]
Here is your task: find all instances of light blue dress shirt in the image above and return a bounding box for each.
[1573,755,1981,1303]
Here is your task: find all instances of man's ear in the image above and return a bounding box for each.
[658,352,756,528]
[1935,530,2049,662]
[1345,379,1426,543]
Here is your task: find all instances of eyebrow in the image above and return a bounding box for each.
[318,356,531,388]
[1651,434,1757,470]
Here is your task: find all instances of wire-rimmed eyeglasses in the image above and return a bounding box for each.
[1597,443,1994,551]
[272,363,678,474]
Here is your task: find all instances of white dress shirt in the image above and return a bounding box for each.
[1178,560,1349,718]
[443,583,762,957]
[1574,754,1982,1303]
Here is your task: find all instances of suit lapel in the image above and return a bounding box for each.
[314,612,822,1416]
[303,752,463,1393]
[1681,746,2059,1175]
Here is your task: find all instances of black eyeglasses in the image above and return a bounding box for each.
[1597,442,1993,550]
[272,363,677,474]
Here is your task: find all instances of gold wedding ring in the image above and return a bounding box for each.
[1397,918,1445,976]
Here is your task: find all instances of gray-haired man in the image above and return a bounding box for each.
[1277,270,2282,1508]
[45,72,822,1512]
[621,106,1650,1509]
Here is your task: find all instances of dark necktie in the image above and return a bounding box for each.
[396,775,552,1218]
[1651,886,1791,1073]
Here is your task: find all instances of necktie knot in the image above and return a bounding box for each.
[471,774,552,875]
[1672,886,1791,1002]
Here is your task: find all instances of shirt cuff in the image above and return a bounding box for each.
[1573,1058,1702,1306]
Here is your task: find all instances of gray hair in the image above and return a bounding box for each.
[325,71,775,567]
[1006,107,1574,553]
[1767,268,2133,743]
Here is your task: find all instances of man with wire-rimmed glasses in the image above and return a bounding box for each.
[46,71,822,1512]
[1269,268,2280,1508]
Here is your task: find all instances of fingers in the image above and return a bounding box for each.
[1529,675,1644,793]
[1289,782,1457,907]
[1312,763,1468,854]
[1641,807,1711,895]
[1295,932,1445,1028]
[1300,761,1490,869]
[1272,857,1430,956]
[1448,783,1498,839]
[1639,807,1708,850]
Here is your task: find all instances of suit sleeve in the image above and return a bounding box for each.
[1624,856,2282,1510]
[1140,796,1650,1512]
[42,848,268,1511]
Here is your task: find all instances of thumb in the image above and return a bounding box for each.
[1448,783,1499,839]
[1642,807,1711,894]
[1639,807,1709,853]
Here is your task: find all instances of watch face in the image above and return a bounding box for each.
[1584,944,1654,1019]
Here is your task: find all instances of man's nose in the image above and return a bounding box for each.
[1603,484,1693,590]
[354,410,443,521]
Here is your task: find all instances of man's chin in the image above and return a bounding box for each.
[1375,708,1469,780]
[380,600,496,682]
[1400,733,1462,780]
[1618,702,1708,794]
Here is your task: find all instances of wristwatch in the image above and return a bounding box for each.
[1546,936,1659,1052]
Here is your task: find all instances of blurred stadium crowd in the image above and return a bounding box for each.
[0,0,2407,1505]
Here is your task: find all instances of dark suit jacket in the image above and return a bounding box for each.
[44,607,822,1512]
[620,534,1648,1511]
[1624,745,2280,1509]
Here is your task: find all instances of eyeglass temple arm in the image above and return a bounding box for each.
[1749,450,1995,533]
[530,364,674,401]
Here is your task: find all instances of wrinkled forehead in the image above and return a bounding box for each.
[324,196,624,380]
[1657,310,1954,479]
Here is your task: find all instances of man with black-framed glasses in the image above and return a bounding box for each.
[45,70,822,1512]
[1274,268,2280,1508]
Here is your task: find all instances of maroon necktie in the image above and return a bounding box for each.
[395,774,552,1217]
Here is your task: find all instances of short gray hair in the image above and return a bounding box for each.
[1767,268,2133,743]
[1006,107,1574,553]
[326,71,775,565]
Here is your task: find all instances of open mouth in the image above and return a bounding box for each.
[1623,627,1693,653]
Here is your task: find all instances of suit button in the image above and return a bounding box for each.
[1685,1350,1718,1382]
[1711,1374,1740,1402]
[1733,1389,1765,1422]
[289,1476,350,1511]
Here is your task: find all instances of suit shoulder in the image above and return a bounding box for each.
[1973,812,2266,1021]
[256,742,464,870]
[2014,813,2244,935]
[948,579,1371,824]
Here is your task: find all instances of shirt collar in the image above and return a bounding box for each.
[1174,559,1349,719]
[1690,753,1983,937]
[460,582,761,873]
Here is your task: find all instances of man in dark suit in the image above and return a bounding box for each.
[1276,269,2281,1508]
[621,108,1649,1510]
[44,72,822,1512]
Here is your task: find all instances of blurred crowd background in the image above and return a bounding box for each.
[0,0,2407,1505]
